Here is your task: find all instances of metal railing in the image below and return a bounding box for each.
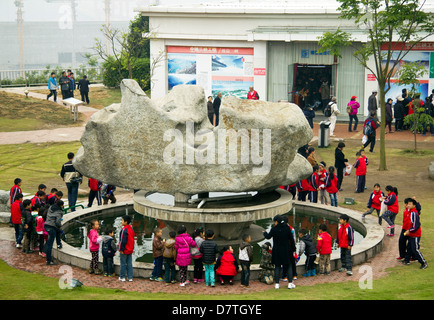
[0,67,103,88]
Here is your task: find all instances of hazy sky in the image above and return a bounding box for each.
[0,0,219,22]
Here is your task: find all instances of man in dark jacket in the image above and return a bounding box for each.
[334,142,348,191]
[68,72,76,98]
[213,92,222,126]
[77,75,91,104]
[394,96,405,131]
[368,90,378,115]
[59,71,70,99]
[263,215,296,289]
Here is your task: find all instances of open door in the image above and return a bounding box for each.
[288,64,295,102]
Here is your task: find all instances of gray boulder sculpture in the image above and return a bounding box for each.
[73,79,313,195]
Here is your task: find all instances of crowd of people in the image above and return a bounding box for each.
[46,69,91,104]
[5,82,429,289]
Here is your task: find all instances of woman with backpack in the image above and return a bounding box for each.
[347,96,360,132]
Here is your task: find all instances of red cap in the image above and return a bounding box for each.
[351,96,357,100]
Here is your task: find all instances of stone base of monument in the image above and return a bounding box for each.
[133,188,293,245]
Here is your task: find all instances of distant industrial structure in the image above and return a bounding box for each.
[2,0,127,73]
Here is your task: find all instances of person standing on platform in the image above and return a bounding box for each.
[247,86,259,100]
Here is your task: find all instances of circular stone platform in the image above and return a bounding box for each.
[133,189,293,242]
[55,199,384,281]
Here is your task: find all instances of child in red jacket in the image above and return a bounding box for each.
[10,192,24,248]
[216,246,239,285]
[402,198,427,269]
[361,183,384,224]
[317,224,332,275]
[325,166,339,207]
[353,151,367,193]
[87,178,102,208]
[118,215,135,282]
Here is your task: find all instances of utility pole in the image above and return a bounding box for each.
[15,0,25,76]
[105,0,111,56]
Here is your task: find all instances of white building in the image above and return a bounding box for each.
[136,0,434,117]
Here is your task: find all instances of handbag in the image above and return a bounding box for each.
[183,237,201,257]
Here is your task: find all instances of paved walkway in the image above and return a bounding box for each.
[0,220,404,294]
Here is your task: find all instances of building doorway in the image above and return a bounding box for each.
[292,64,333,111]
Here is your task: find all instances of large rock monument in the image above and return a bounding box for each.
[73,79,313,195]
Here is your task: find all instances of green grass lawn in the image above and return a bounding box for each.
[0,91,84,132]
[0,139,433,300]
[0,142,82,194]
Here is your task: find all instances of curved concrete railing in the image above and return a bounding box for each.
[55,200,384,280]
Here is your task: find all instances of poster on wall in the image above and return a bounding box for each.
[381,43,434,101]
[167,46,254,99]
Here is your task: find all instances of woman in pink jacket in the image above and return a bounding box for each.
[175,225,196,287]
[88,220,102,275]
[347,96,360,132]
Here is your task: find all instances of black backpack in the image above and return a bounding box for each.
[324,102,332,117]
[102,237,115,258]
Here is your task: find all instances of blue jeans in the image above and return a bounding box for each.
[119,253,133,280]
[240,261,251,286]
[329,192,338,207]
[163,257,176,283]
[151,256,163,278]
[103,256,114,275]
[13,224,23,245]
[66,182,79,211]
[44,225,57,263]
[204,263,215,285]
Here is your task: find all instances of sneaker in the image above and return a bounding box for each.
[128,279,133,282]
[119,277,126,282]
[39,252,46,257]
[387,225,395,229]
[288,283,296,289]
[149,276,155,281]
[402,261,410,266]
[104,273,108,277]
[229,280,233,285]
[171,280,176,284]
[57,245,63,249]
[293,276,297,280]
[396,257,404,260]
[386,234,395,237]
[193,278,198,283]
[211,283,215,287]
[155,277,164,282]
[46,260,57,266]
[338,268,346,272]
[281,277,288,282]
[16,244,22,249]
[420,263,428,269]
[346,271,353,276]
[184,280,190,285]
[179,282,185,287]
[275,283,280,289]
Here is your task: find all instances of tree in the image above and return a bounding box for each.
[399,62,434,152]
[318,0,434,170]
[90,15,164,91]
